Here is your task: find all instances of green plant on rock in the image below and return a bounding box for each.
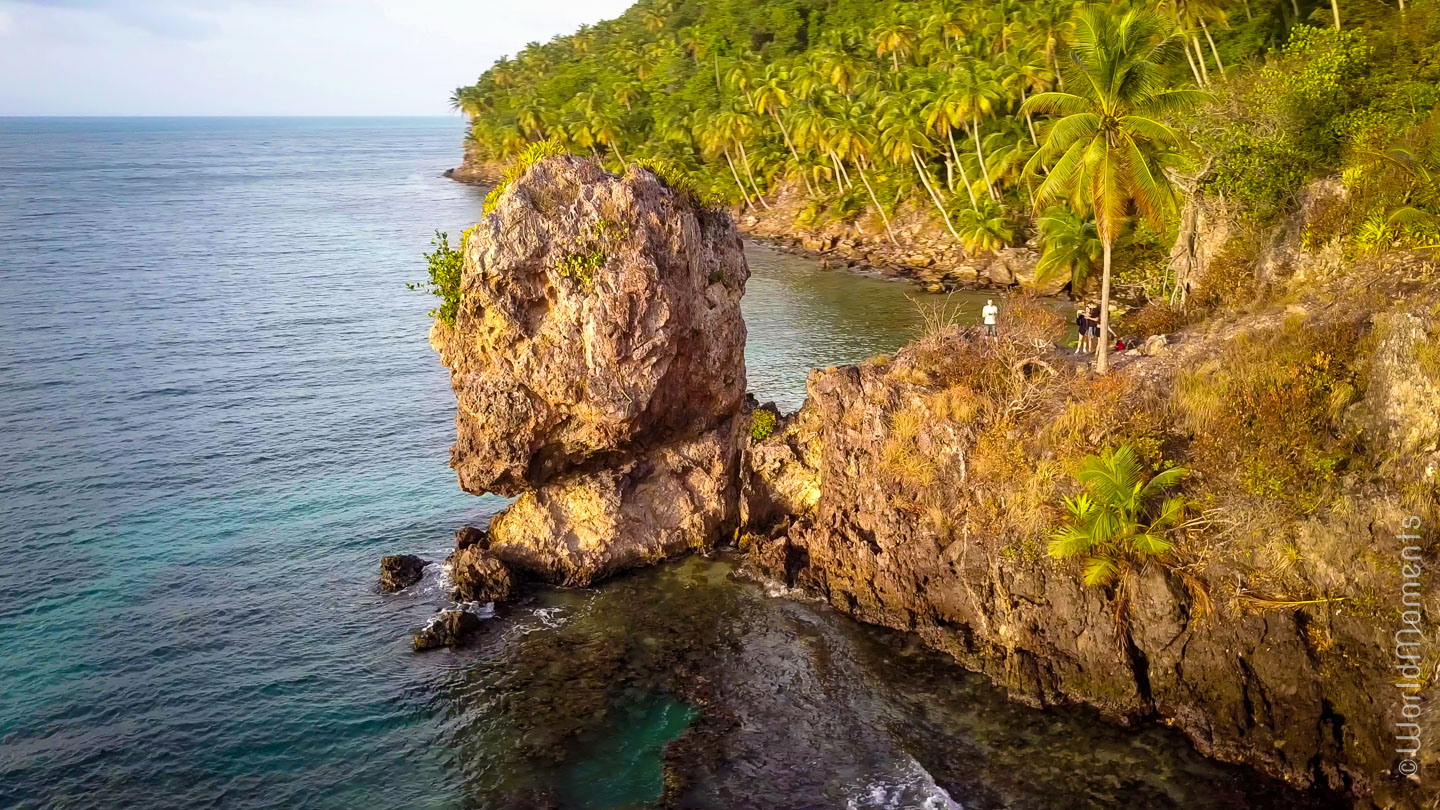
[409,228,470,327]
[750,408,778,442]
[1049,444,1190,587]
[552,218,630,288]
[633,157,706,206]
[483,138,569,216]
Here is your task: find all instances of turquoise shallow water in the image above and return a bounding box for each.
[0,118,1335,810]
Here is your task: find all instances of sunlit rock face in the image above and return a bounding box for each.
[431,156,749,586]
[431,156,748,498]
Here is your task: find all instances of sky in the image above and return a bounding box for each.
[0,0,635,116]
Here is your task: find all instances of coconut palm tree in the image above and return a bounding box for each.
[879,96,960,239]
[1022,6,1205,374]
[873,21,918,73]
[955,199,1013,254]
[1049,444,1189,587]
[951,60,1005,200]
[753,67,816,196]
[1035,207,1102,292]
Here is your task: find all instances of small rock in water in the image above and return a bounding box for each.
[411,608,483,651]
[449,545,515,602]
[378,554,427,592]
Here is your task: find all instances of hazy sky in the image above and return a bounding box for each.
[0,0,634,116]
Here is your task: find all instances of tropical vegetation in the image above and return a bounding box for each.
[1049,444,1190,586]
[448,0,1439,325]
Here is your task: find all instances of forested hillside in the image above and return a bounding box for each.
[452,0,1437,294]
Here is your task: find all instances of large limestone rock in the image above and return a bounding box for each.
[741,400,823,532]
[432,156,748,497]
[483,418,743,587]
[430,156,750,588]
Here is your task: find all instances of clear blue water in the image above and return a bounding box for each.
[0,118,1334,810]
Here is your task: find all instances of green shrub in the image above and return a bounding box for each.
[750,408,778,442]
[483,138,569,216]
[552,219,630,288]
[409,227,473,326]
[1049,445,1190,587]
[633,157,705,206]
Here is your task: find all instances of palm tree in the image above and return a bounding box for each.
[879,97,960,240]
[955,199,1014,254]
[709,109,769,208]
[951,60,1005,200]
[1035,207,1102,292]
[753,67,816,196]
[873,21,918,73]
[923,82,979,205]
[1022,6,1204,374]
[1049,445,1189,587]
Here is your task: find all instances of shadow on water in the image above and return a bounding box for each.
[435,557,1344,810]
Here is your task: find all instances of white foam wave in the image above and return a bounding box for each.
[845,757,963,810]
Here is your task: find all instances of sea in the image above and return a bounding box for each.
[0,117,1337,809]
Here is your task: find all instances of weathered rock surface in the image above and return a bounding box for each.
[412,608,484,651]
[449,543,515,603]
[741,401,823,532]
[431,156,749,588]
[739,328,1432,810]
[378,554,427,592]
[454,525,486,550]
[484,417,743,587]
[432,156,748,497]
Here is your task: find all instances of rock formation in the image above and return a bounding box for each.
[431,156,750,587]
[739,316,1436,810]
[412,608,484,651]
[378,554,427,592]
[449,544,515,603]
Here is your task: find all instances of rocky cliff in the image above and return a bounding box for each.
[739,281,1439,809]
[431,155,749,588]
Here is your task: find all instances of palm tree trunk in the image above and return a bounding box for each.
[1191,35,1211,85]
[1241,0,1252,20]
[857,164,898,245]
[1330,0,1341,28]
[771,111,816,196]
[944,157,955,192]
[1096,238,1112,375]
[723,148,754,211]
[971,116,998,201]
[1290,0,1300,19]
[1182,38,1205,86]
[1200,19,1226,78]
[910,152,960,240]
[736,140,769,209]
[1018,85,1038,145]
[947,129,978,207]
[832,150,854,188]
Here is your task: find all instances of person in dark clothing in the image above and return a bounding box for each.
[1075,307,1090,354]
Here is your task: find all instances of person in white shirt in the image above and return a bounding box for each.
[982,299,999,338]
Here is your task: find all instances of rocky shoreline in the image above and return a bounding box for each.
[409,153,1436,809]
